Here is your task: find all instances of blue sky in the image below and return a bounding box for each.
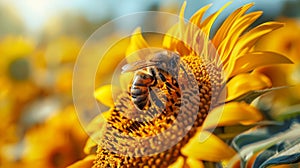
[5,0,165,31]
[3,0,295,33]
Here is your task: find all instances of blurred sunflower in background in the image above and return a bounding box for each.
[0,36,38,109]
[0,15,87,168]
[21,105,87,168]
[69,1,296,168]
[0,35,88,167]
[0,36,40,166]
[255,18,300,117]
[32,36,82,97]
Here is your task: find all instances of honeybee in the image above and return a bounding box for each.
[122,51,181,110]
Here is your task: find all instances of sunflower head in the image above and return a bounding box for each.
[71,1,293,168]
[22,105,87,168]
[0,36,34,82]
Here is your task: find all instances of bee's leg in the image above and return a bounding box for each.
[149,87,166,109]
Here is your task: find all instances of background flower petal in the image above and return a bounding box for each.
[67,155,95,168]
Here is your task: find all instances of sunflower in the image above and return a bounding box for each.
[70,1,292,168]
[0,36,38,103]
[0,36,43,130]
[31,36,83,98]
[254,18,300,116]
[255,18,300,63]
[0,36,39,164]
[21,105,88,168]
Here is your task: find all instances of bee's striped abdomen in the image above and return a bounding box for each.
[130,70,155,110]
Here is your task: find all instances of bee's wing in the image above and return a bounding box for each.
[121,60,158,73]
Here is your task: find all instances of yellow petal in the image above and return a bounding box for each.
[86,110,111,134]
[119,71,134,91]
[67,155,95,168]
[212,3,254,47]
[228,11,262,48]
[168,156,205,168]
[226,72,272,101]
[162,2,192,57]
[95,36,130,86]
[94,84,121,107]
[0,36,34,59]
[186,157,205,168]
[189,4,212,27]
[85,111,111,155]
[162,24,179,50]
[83,138,97,155]
[163,23,191,56]
[125,27,151,63]
[181,131,236,162]
[229,51,293,78]
[163,2,212,57]
[168,156,185,168]
[202,102,263,129]
[232,22,284,58]
[179,1,187,33]
[200,1,231,38]
[253,65,290,87]
[218,12,263,79]
[218,11,262,68]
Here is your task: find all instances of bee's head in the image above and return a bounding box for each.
[150,51,180,78]
[167,53,180,70]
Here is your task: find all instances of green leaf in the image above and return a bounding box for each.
[231,118,300,164]
[227,86,290,104]
[254,139,300,168]
[275,104,300,121]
